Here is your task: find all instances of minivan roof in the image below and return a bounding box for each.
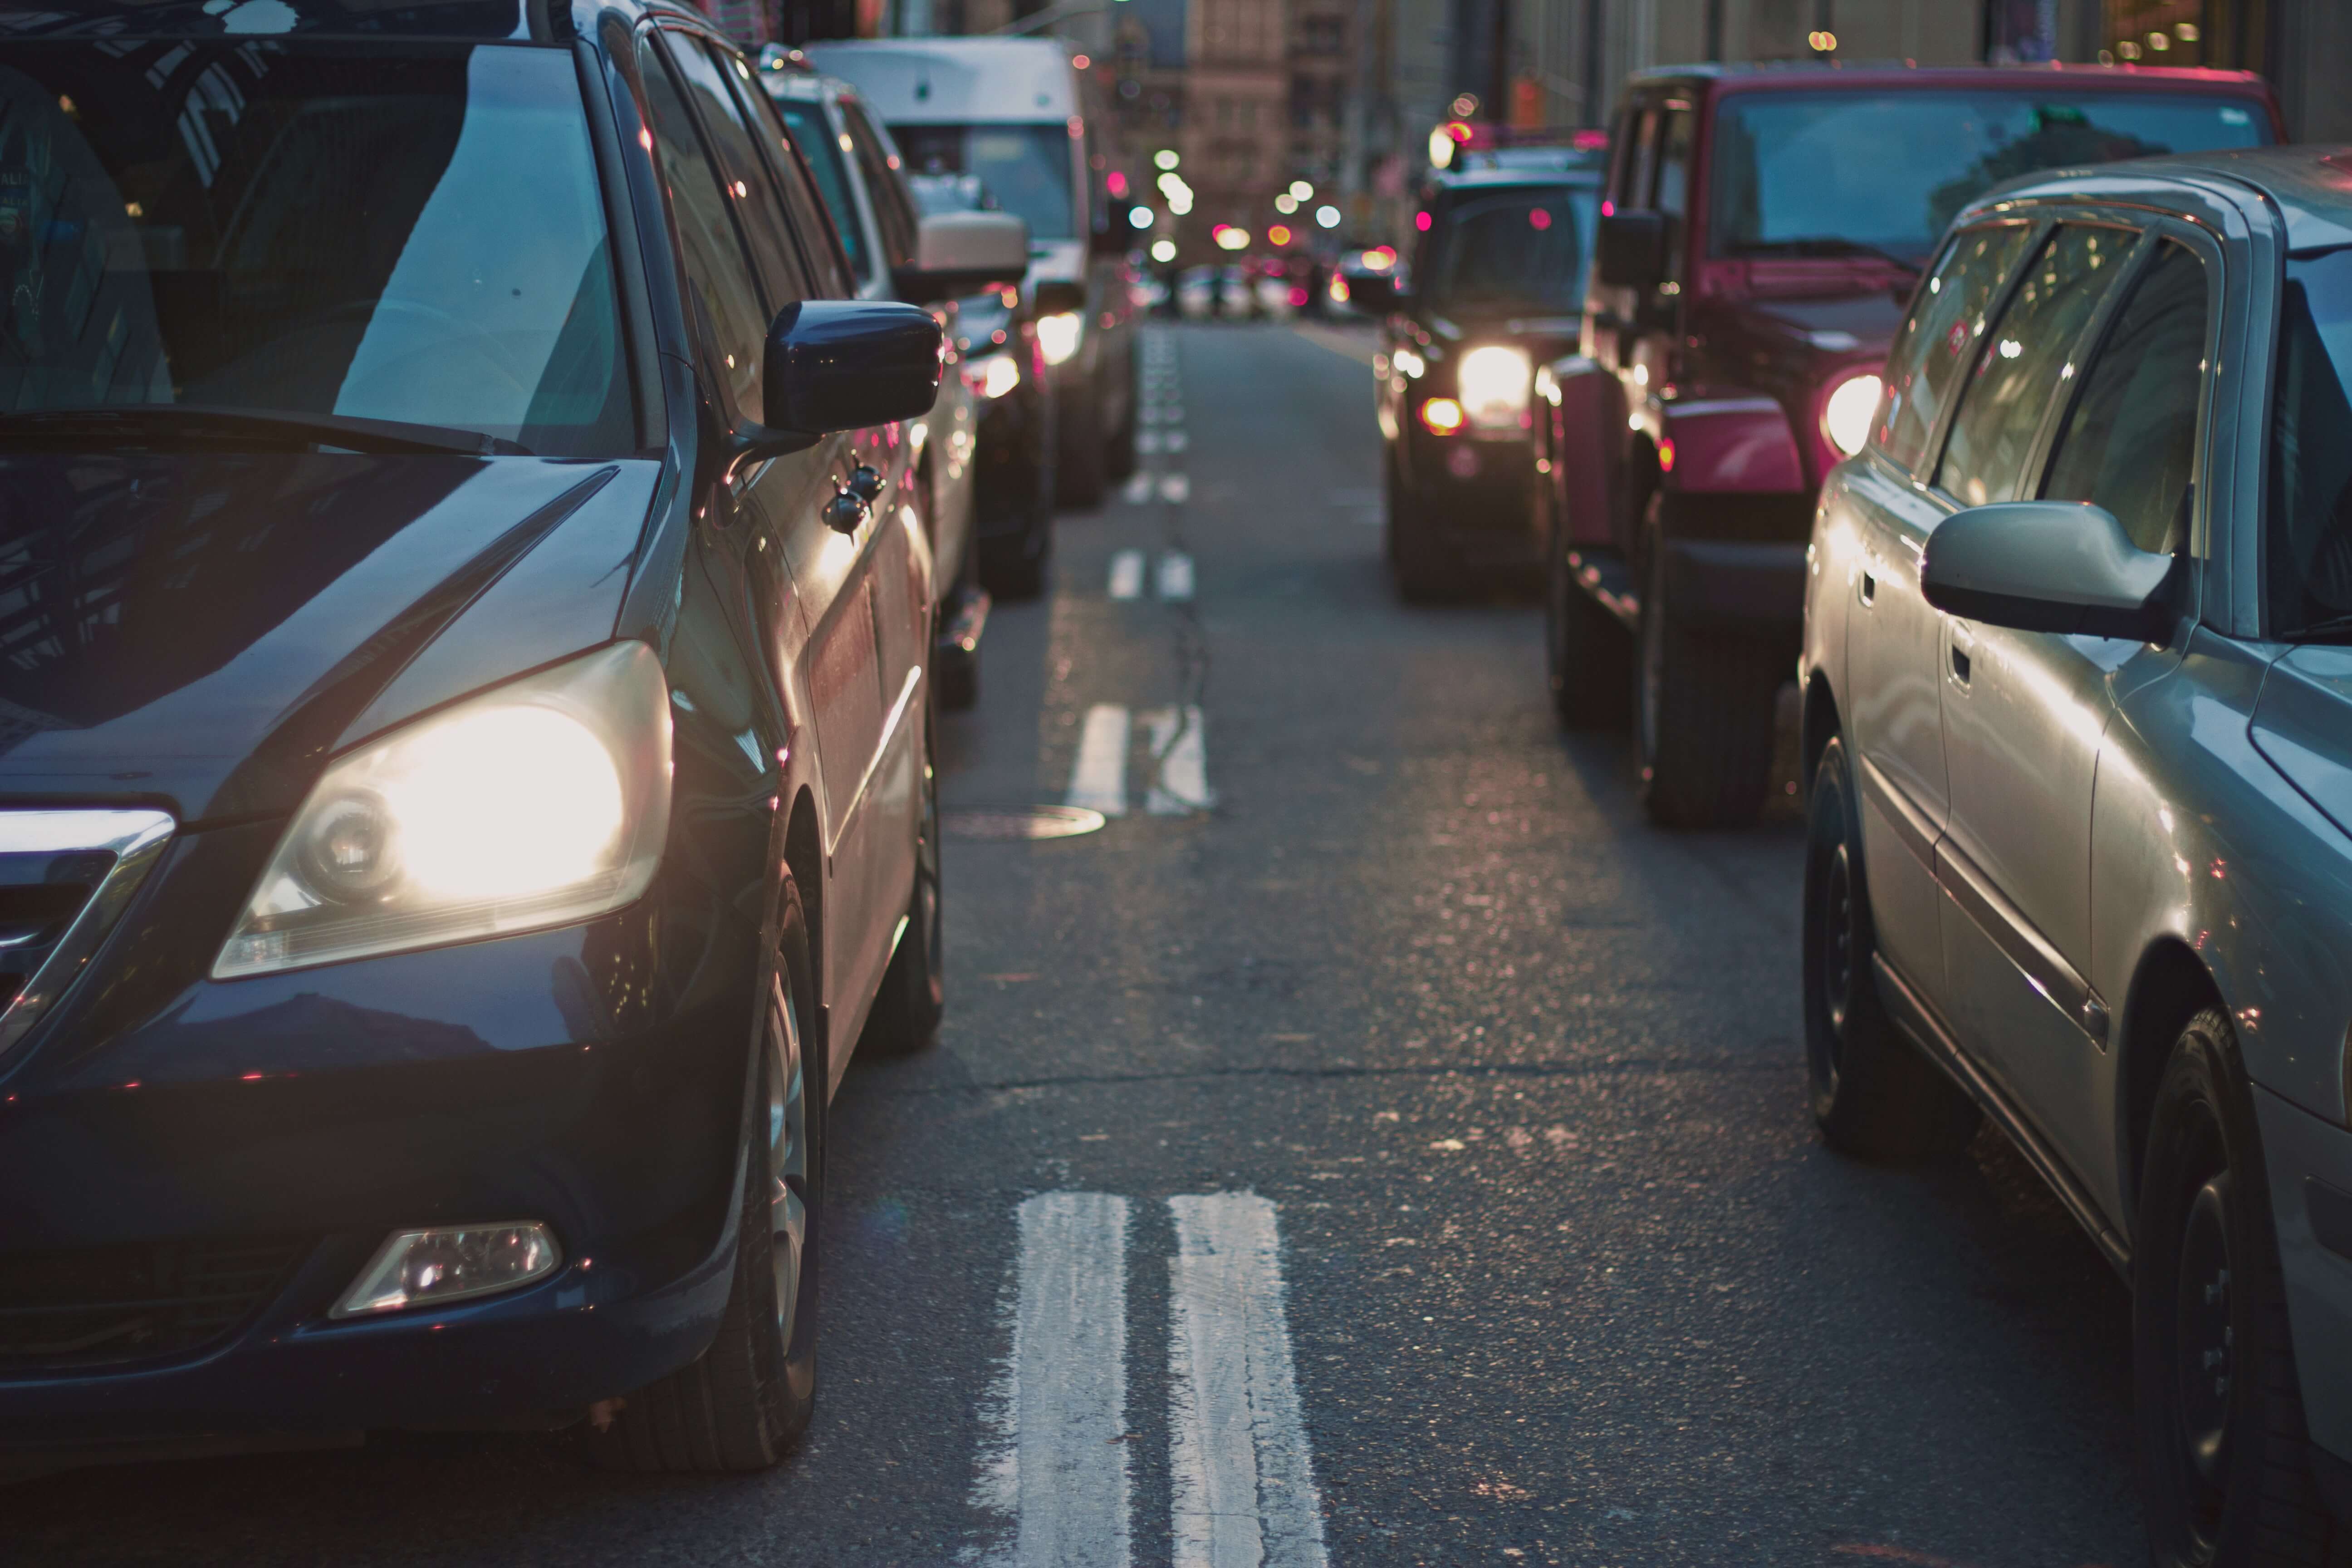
[804,37,1076,124]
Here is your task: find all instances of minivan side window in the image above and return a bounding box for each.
[637,37,770,421]
[1875,223,2031,472]
[1654,104,1691,283]
[842,105,918,271]
[2042,240,2210,556]
[1934,225,2129,507]
[662,34,813,309]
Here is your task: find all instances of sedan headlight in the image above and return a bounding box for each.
[213,642,672,979]
[1821,371,1883,458]
[1457,345,1533,434]
[1036,310,1083,366]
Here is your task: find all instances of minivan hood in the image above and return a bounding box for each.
[2251,645,2352,845]
[0,454,654,823]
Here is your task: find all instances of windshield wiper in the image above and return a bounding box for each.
[1730,237,1923,274]
[0,406,531,456]
[2281,612,2352,643]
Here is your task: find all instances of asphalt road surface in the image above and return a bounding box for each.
[20,324,2140,1568]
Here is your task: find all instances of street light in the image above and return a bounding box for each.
[1274,192,1298,214]
[1314,204,1341,229]
[1153,149,1180,170]
[1289,180,1313,201]
[1150,239,1177,263]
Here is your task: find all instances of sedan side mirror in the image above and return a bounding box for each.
[1594,211,1666,292]
[730,301,941,469]
[1919,500,2177,642]
[896,212,1030,304]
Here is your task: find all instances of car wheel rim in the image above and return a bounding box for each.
[917,738,942,997]
[766,969,809,1350]
[2174,1163,2235,1517]
[1820,841,1854,1049]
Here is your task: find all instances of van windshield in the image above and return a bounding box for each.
[888,122,1072,240]
[0,42,633,456]
[1710,90,2268,264]
[1419,187,1594,316]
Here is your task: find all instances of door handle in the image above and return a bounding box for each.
[1859,567,1877,606]
[1950,644,1971,686]
[822,490,867,534]
[846,464,885,504]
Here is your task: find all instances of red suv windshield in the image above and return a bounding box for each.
[1710,89,2269,265]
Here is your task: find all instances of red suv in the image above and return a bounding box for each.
[1535,64,2279,826]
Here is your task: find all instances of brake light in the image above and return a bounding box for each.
[1419,397,1465,436]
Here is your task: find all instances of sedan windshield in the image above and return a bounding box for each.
[0,43,633,457]
[888,122,1072,240]
[1419,188,1594,316]
[1710,90,2268,264]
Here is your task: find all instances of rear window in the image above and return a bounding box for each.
[1417,186,1594,316]
[889,122,1073,241]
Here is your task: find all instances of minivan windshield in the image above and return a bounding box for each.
[1419,187,1595,316]
[888,122,1072,240]
[0,43,634,457]
[1710,90,2269,265]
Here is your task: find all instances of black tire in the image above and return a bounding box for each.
[1802,735,1979,1162]
[980,531,1049,602]
[862,706,945,1056]
[1387,447,1462,603]
[936,634,980,712]
[586,882,822,1471]
[1633,529,1779,827]
[1546,524,1631,730]
[1058,384,1107,509]
[2136,1009,2351,1568]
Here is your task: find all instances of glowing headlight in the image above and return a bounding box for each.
[1822,371,1883,457]
[976,353,1022,399]
[1036,310,1083,366]
[213,642,672,979]
[1457,345,1533,434]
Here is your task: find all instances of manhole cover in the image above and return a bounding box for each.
[943,805,1106,842]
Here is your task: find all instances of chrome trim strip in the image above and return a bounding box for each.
[1856,752,1937,874]
[1933,835,2103,1044]
[0,808,176,1061]
[828,666,923,861]
[1872,953,2129,1274]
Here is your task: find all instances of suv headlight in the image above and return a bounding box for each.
[1458,345,1533,433]
[1036,310,1083,365]
[1821,370,1883,457]
[213,642,672,980]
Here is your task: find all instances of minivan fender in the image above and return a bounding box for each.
[1640,393,1805,495]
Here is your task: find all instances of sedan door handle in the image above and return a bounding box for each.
[1859,568,1877,606]
[1950,644,1971,686]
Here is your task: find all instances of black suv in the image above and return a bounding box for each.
[1352,137,1603,600]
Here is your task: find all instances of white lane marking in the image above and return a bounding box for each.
[1165,431,1190,453]
[1120,472,1156,506]
[1139,431,1165,455]
[1067,704,1131,817]
[971,1194,1134,1568]
[1159,473,1191,503]
[1168,1193,1329,1568]
[1142,405,1184,426]
[1108,549,1146,600]
[1156,551,1195,602]
[1144,706,1214,816]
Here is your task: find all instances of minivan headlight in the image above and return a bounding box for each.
[213,642,672,979]
[1458,345,1533,433]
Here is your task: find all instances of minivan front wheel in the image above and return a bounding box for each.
[2136,1009,2346,1567]
[588,883,822,1471]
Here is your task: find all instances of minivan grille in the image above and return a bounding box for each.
[0,1238,310,1370]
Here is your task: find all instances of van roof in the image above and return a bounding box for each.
[803,37,1076,124]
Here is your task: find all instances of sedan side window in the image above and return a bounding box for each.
[1935,225,2129,507]
[1876,224,2030,472]
[842,103,919,272]
[637,37,770,422]
[2042,241,2210,556]
[664,34,813,309]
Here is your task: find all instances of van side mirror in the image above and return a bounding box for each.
[1919,500,2177,642]
[728,301,940,470]
[1595,211,1666,291]
[896,212,1030,304]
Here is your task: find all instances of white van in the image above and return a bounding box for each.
[805,36,1138,509]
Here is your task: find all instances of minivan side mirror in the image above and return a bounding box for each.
[1919,500,2177,642]
[1594,210,1666,292]
[896,212,1030,304]
[731,301,940,468]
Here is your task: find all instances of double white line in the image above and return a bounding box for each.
[1107,548,1194,602]
[971,1192,1330,1568]
[1066,704,1212,818]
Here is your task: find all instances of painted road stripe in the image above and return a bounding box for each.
[1139,431,1165,455]
[1158,473,1190,503]
[1067,704,1131,817]
[1120,472,1155,505]
[970,1193,1134,1568]
[1144,706,1214,816]
[1168,1193,1329,1568]
[1108,549,1146,600]
[1156,551,1195,602]
[1165,431,1190,453]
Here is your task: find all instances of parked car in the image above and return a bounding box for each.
[765,62,1029,677]
[1178,264,1220,320]
[903,171,1062,605]
[1349,145,1603,600]
[1800,144,2352,1566]
[0,0,965,1474]
[1218,263,1258,319]
[807,36,1139,509]
[1536,63,2280,825]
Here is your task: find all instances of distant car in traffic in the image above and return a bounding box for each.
[765,60,1029,696]
[1536,63,2280,826]
[0,0,958,1474]
[1800,145,2352,1567]
[1351,143,1603,601]
[1177,265,1220,320]
[807,36,1140,510]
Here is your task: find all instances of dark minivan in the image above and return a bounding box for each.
[1536,64,2280,826]
[0,0,975,1474]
